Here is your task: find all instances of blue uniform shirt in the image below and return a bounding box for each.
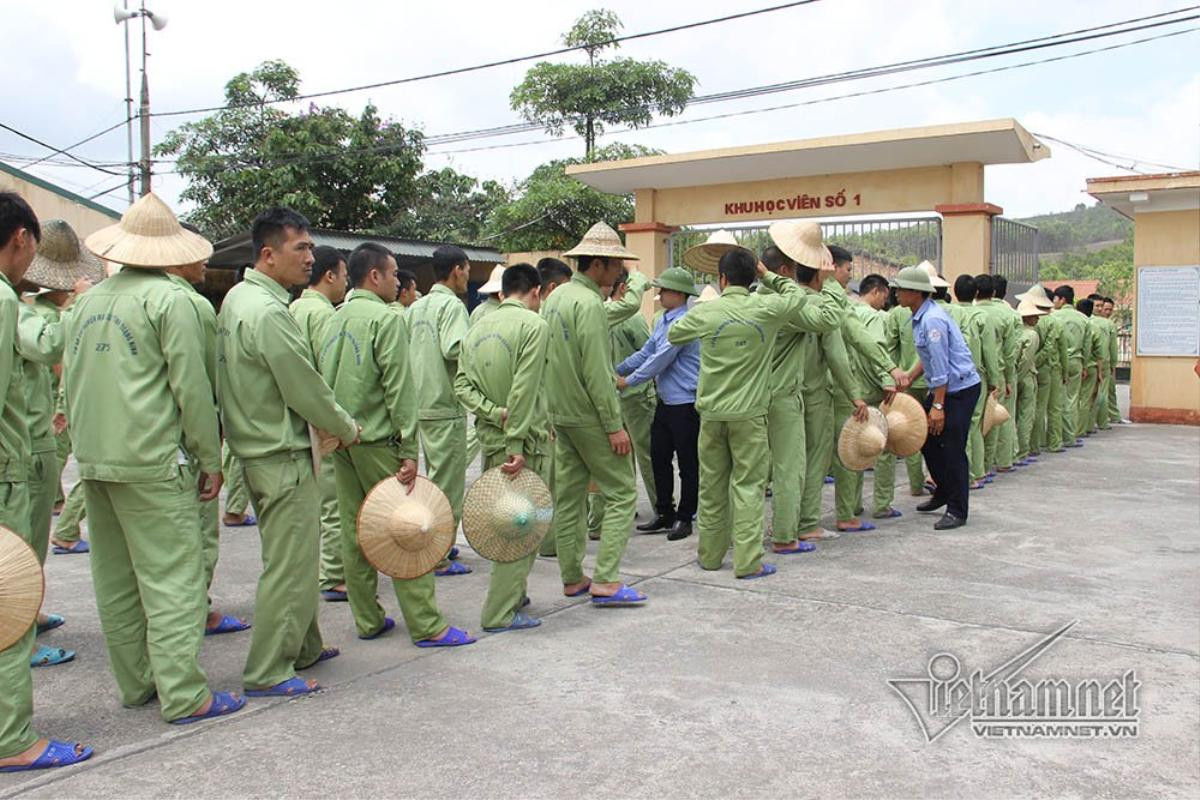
[911,298,981,393]
[616,305,700,405]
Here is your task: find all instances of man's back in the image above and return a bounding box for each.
[541,272,623,430]
[0,273,30,481]
[1057,306,1088,362]
[407,284,468,421]
[290,289,336,363]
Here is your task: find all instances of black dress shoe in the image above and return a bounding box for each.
[933,513,966,531]
[636,514,675,533]
[666,520,693,541]
[916,498,946,513]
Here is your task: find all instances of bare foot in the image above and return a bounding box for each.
[588,581,622,597]
[562,578,591,597]
[222,513,249,525]
[837,519,863,531]
[0,738,85,769]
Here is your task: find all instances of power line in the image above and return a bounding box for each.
[1033,133,1194,174]
[22,118,132,170]
[150,1,825,119]
[0,123,125,175]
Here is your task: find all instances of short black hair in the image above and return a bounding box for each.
[933,286,950,302]
[1077,298,1094,317]
[718,247,756,287]
[828,245,852,266]
[1087,292,1103,301]
[396,268,417,291]
[310,245,345,287]
[347,242,394,287]
[860,274,890,296]
[432,245,468,281]
[537,257,571,289]
[993,275,1008,297]
[251,207,310,261]
[1053,285,1075,303]
[1103,296,1115,305]
[760,245,792,273]
[954,275,977,303]
[502,262,539,296]
[0,192,40,248]
[974,273,995,299]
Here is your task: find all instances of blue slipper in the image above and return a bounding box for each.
[983,476,994,484]
[0,739,94,772]
[320,589,348,602]
[873,508,902,520]
[205,614,251,636]
[244,677,319,698]
[171,691,247,722]
[838,521,876,532]
[448,546,460,560]
[415,626,476,647]
[37,614,65,635]
[823,475,834,484]
[300,647,339,669]
[590,584,647,606]
[359,617,395,640]
[483,611,542,633]
[564,581,591,597]
[772,541,816,554]
[52,540,89,555]
[224,514,257,527]
[738,563,778,580]
[31,645,75,668]
[435,561,472,577]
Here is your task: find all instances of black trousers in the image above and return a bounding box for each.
[921,382,981,521]
[649,401,700,521]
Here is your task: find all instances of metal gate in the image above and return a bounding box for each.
[991,217,1040,297]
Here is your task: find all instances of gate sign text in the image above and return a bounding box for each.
[724,190,862,217]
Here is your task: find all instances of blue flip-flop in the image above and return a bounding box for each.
[204,614,251,636]
[320,589,348,602]
[448,546,460,560]
[838,521,876,532]
[300,647,339,669]
[37,614,65,635]
[435,561,472,577]
[359,617,395,640]
[224,515,257,527]
[823,475,834,484]
[171,691,247,722]
[0,739,93,772]
[738,563,778,580]
[31,645,75,668]
[772,541,816,554]
[590,584,647,606]
[244,677,320,698]
[415,626,476,647]
[52,540,89,555]
[873,508,903,520]
[484,611,542,633]
[983,476,994,484]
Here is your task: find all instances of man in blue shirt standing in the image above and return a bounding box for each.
[615,267,701,542]
[895,266,981,530]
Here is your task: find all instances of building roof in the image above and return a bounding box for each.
[566,118,1048,194]
[1086,171,1200,220]
[0,160,122,220]
[208,228,505,268]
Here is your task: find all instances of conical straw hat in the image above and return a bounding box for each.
[695,284,720,304]
[768,220,832,270]
[682,230,745,275]
[837,406,889,471]
[917,260,950,289]
[0,526,44,651]
[1017,298,1047,317]
[1018,285,1054,309]
[562,222,638,261]
[478,264,505,295]
[982,391,1011,436]
[357,476,456,579]
[882,392,928,457]
[24,219,107,290]
[84,192,213,269]
[463,466,553,563]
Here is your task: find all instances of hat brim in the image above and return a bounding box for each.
[0,526,45,652]
[356,476,455,579]
[894,278,933,292]
[837,408,890,471]
[882,394,928,457]
[478,280,503,295]
[561,244,639,261]
[24,248,107,291]
[682,242,746,275]
[463,467,553,562]
[85,225,213,269]
[652,279,698,296]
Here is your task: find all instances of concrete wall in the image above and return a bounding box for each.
[0,168,120,241]
[1129,209,1200,424]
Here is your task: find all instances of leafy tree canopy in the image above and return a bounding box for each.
[382,167,510,243]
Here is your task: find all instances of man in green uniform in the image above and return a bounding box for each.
[290,245,349,602]
[544,223,643,603]
[973,274,1015,476]
[989,275,1023,470]
[668,245,815,578]
[884,293,928,496]
[1080,297,1107,435]
[455,262,549,631]
[1016,284,1058,454]
[470,265,504,326]
[322,243,474,647]
[68,192,242,722]
[950,276,1001,487]
[1052,285,1088,448]
[534,258,573,558]
[218,208,359,695]
[0,192,94,771]
[1014,298,1045,463]
[408,245,473,577]
[1101,298,1124,425]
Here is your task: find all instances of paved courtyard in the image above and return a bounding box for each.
[3,388,1198,798]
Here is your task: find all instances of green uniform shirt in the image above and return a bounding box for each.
[30,296,64,395]
[951,302,1002,387]
[1056,305,1089,366]
[610,313,656,400]
[1088,315,1109,370]
[17,302,65,452]
[65,269,220,481]
[975,299,1013,388]
[469,296,500,327]
[290,288,337,363]
[884,304,926,391]
[217,268,356,460]
[408,283,469,421]
[1017,325,1041,377]
[762,278,849,397]
[454,298,550,458]
[1107,316,1120,366]
[166,273,217,391]
[842,302,896,399]
[0,273,31,481]
[667,271,812,421]
[1034,314,1059,373]
[320,290,418,459]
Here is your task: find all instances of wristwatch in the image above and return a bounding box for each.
[932,402,945,410]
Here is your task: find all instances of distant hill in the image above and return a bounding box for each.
[1016,203,1132,253]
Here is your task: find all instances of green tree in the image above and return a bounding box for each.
[382,167,510,243]
[156,60,425,238]
[510,9,695,157]
[1039,236,1134,320]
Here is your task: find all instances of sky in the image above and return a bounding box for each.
[2,0,1197,224]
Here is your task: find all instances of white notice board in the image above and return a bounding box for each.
[1136,266,1200,357]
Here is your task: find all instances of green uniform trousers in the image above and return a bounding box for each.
[766,392,805,544]
[903,387,928,493]
[481,450,547,629]
[29,449,58,563]
[222,441,250,517]
[1108,369,1121,424]
[968,385,988,482]
[1062,361,1083,444]
[54,428,70,506]
[0,481,37,759]
[420,417,467,526]
[1079,369,1099,437]
[1033,371,1052,453]
[996,385,1018,469]
[798,389,834,534]
[587,393,657,530]
[697,416,769,578]
[240,452,324,689]
[334,442,447,641]
[53,479,86,543]
[537,443,558,557]
[82,473,209,721]
[1047,367,1067,450]
[832,394,896,521]
[552,424,636,586]
[1016,373,1038,460]
[182,460,220,609]
[316,454,343,591]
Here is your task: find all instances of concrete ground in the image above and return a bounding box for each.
[3,387,1199,799]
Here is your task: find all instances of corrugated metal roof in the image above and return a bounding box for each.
[209,228,504,268]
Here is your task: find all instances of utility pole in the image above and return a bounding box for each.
[139,3,151,196]
[115,1,166,198]
[122,0,135,205]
